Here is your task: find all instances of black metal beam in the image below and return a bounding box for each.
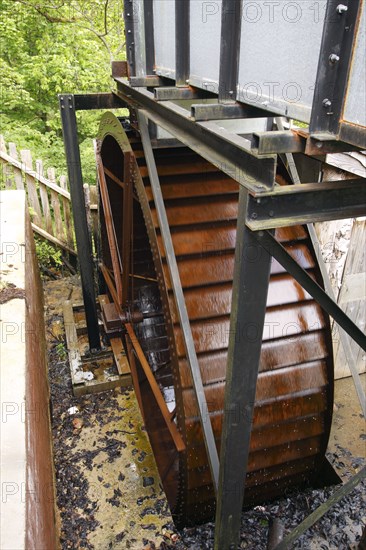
[144,0,155,74]
[219,0,242,102]
[130,75,167,87]
[338,121,366,150]
[115,79,276,192]
[155,86,216,101]
[254,230,366,353]
[305,132,363,155]
[124,0,136,77]
[310,0,360,135]
[246,178,366,229]
[175,0,190,86]
[214,188,272,549]
[59,94,101,351]
[191,102,268,121]
[73,93,126,111]
[253,130,305,154]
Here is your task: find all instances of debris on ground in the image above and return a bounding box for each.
[45,276,366,549]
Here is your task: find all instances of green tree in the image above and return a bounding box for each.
[0,0,125,182]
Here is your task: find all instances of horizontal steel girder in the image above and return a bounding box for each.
[115,78,276,192]
[246,178,366,229]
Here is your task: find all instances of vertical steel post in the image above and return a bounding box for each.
[144,0,155,74]
[310,0,360,134]
[125,0,136,77]
[175,0,190,86]
[59,94,101,351]
[214,188,272,549]
[219,0,243,102]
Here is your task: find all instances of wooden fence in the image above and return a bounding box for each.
[0,136,98,257]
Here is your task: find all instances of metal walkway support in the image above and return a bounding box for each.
[59,92,125,352]
[214,189,272,549]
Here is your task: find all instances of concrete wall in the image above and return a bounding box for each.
[0,190,58,549]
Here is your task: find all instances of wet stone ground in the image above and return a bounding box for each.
[44,276,365,549]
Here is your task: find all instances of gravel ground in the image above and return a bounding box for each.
[44,276,366,549]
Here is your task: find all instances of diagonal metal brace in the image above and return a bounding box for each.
[137,110,220,492]
[253,230,366,354]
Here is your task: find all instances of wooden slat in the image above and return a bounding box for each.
[60,175,74,248]
[36,159,53,234]
[32,224,76,256]
[20,149,43,227]
[0,137,13,189]
[334,218,366,378]
[8,143,24,190]
[110,337,131,376]
[47,168,65,241]
[89,184,99,251]
[0,146,70,198]
[97,294,131,376]
[63,300,85,386]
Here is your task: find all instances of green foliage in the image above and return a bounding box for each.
[0,0,125,182]
[35,236,63,269]
[55,341,67,360]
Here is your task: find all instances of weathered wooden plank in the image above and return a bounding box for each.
[20,149,43,227]
[63,300,85,387]
[0,137,13,189]
[89,184,99,253]
[8,143,24,190]
[0,147,70,197]
[47,167,66,241]
[110,337,131,376]
[60,175,74,248]
[334,218,366,378]
[32,224,76,256]
[36,159,53,234]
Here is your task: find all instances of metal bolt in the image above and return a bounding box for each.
[336,4,348,14]
[322,98,332,108]
[269,210,274,217]
[128,29,131,33]
[186,79,189,84]
[251,212,258,219]
[329,53,340,64]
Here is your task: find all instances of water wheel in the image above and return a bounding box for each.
[96,112,334,527]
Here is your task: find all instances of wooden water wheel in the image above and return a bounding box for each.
[96,112,334,527]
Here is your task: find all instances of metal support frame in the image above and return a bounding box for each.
[218,0,242,102]
[137,110,220,492]
[59,92,125,351]
[310,0,360,135]
[155,86,216,101]
[115,79,276,192]
[254,230,366,354]
[175,0,190,86]
[59,94,101,351]
[215,189,273,550]
[191,102,268,121]
[74,81,365,548]
[246,178,366,229]
[124,0,136,77]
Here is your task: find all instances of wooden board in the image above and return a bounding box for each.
[63,298,132,396]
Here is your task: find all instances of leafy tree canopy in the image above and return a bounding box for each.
[0,0,126,182]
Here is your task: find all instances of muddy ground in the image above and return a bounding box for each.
[44,276,365,549]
